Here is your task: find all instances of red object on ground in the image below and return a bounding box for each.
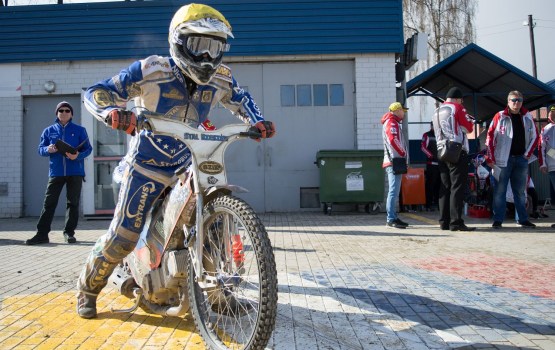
[467,204,491,218]
[401,167,426,205]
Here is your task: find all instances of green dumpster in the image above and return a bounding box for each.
[316,150,384,215]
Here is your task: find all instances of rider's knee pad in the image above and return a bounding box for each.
[101,228,139,263]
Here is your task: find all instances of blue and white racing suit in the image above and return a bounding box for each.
[78,55,265,296]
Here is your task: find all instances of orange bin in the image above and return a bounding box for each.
[401,167,426,205]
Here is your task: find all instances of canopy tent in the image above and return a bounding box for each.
[407,43,555,122]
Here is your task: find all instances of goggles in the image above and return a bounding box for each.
[185,35,229,58]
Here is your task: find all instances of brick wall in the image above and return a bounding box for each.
[354,54,397,208]
[355,54,397,151]
[0,96,23,217]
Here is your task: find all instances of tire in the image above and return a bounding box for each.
[365,202,381,215]
[323,203,332,215]
[187,195,277,350]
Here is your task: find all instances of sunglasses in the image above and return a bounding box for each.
[509,98,523,103]
[58,109,71,113]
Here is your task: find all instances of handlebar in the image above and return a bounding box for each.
[131,107,263,141]
[239,130,263,139]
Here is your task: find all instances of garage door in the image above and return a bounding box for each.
[211,61,355,212]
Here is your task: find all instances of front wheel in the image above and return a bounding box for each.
[187,195,277,350]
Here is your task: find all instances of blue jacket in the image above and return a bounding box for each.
[38,118,93,177]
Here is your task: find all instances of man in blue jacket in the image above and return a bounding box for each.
[26,101,92,245]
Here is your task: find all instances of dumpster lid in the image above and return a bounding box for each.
[316,149,383,159]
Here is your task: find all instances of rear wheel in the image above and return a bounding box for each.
[187,195,277,350]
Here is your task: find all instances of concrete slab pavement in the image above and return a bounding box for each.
[0,211,554,349]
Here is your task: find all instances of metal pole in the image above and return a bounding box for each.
[526,14,540,125]
[527,15,538,79]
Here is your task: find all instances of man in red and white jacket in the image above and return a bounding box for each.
[486,90,538,229]
[381,102,409,229]
[432,86,475,231]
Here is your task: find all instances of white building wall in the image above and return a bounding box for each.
[0,54,396,218]
[355,54,397,150]
[22,60,134,96]
[0,96,23,217]
[0,60,134,218]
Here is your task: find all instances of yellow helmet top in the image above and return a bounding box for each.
[170,3,232,37]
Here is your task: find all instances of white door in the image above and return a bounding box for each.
[207,61,355,212]
[209,63,266,210]
[262,61,355,211]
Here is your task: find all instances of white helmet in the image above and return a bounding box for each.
[169,3,234,84]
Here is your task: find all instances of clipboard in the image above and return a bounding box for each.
[55,139,87,155]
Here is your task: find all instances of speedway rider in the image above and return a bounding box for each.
[77,3,276,319]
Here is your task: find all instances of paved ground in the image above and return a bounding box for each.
[0,210,554,349]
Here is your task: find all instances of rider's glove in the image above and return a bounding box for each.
[252,121,276,142]
[106,109,137,136]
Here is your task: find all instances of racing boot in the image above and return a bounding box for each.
[77,292,97,319]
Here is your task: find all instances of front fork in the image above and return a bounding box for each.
[184,168,219,290]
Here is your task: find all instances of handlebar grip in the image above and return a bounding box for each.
[240,131,262,139]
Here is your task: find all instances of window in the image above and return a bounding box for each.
[279,83,345,107]
[297,84,312,106]
[93,119,127,213]
[280,85,295,107]
[313,84,328,106]
[330,84,344,106]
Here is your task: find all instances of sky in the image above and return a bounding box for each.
[475,0,555,83]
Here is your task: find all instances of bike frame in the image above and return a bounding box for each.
[141,116,252,289]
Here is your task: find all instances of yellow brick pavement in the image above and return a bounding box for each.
[0,289,205,349]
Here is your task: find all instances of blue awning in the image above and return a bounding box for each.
[407,43,555,122]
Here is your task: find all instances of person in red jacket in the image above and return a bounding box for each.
[432,87,476,231]
[381,102,409,229]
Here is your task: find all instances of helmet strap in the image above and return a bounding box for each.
[185,75,197,97]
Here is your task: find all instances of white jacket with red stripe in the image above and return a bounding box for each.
[485,107,538,167]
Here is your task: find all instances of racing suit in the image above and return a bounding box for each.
[78,55,265,297]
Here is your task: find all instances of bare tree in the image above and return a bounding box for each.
[403,0,477,69]
[402,0,477,135]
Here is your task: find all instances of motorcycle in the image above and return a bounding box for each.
[110,108,278,350]
[468,150,493,209]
